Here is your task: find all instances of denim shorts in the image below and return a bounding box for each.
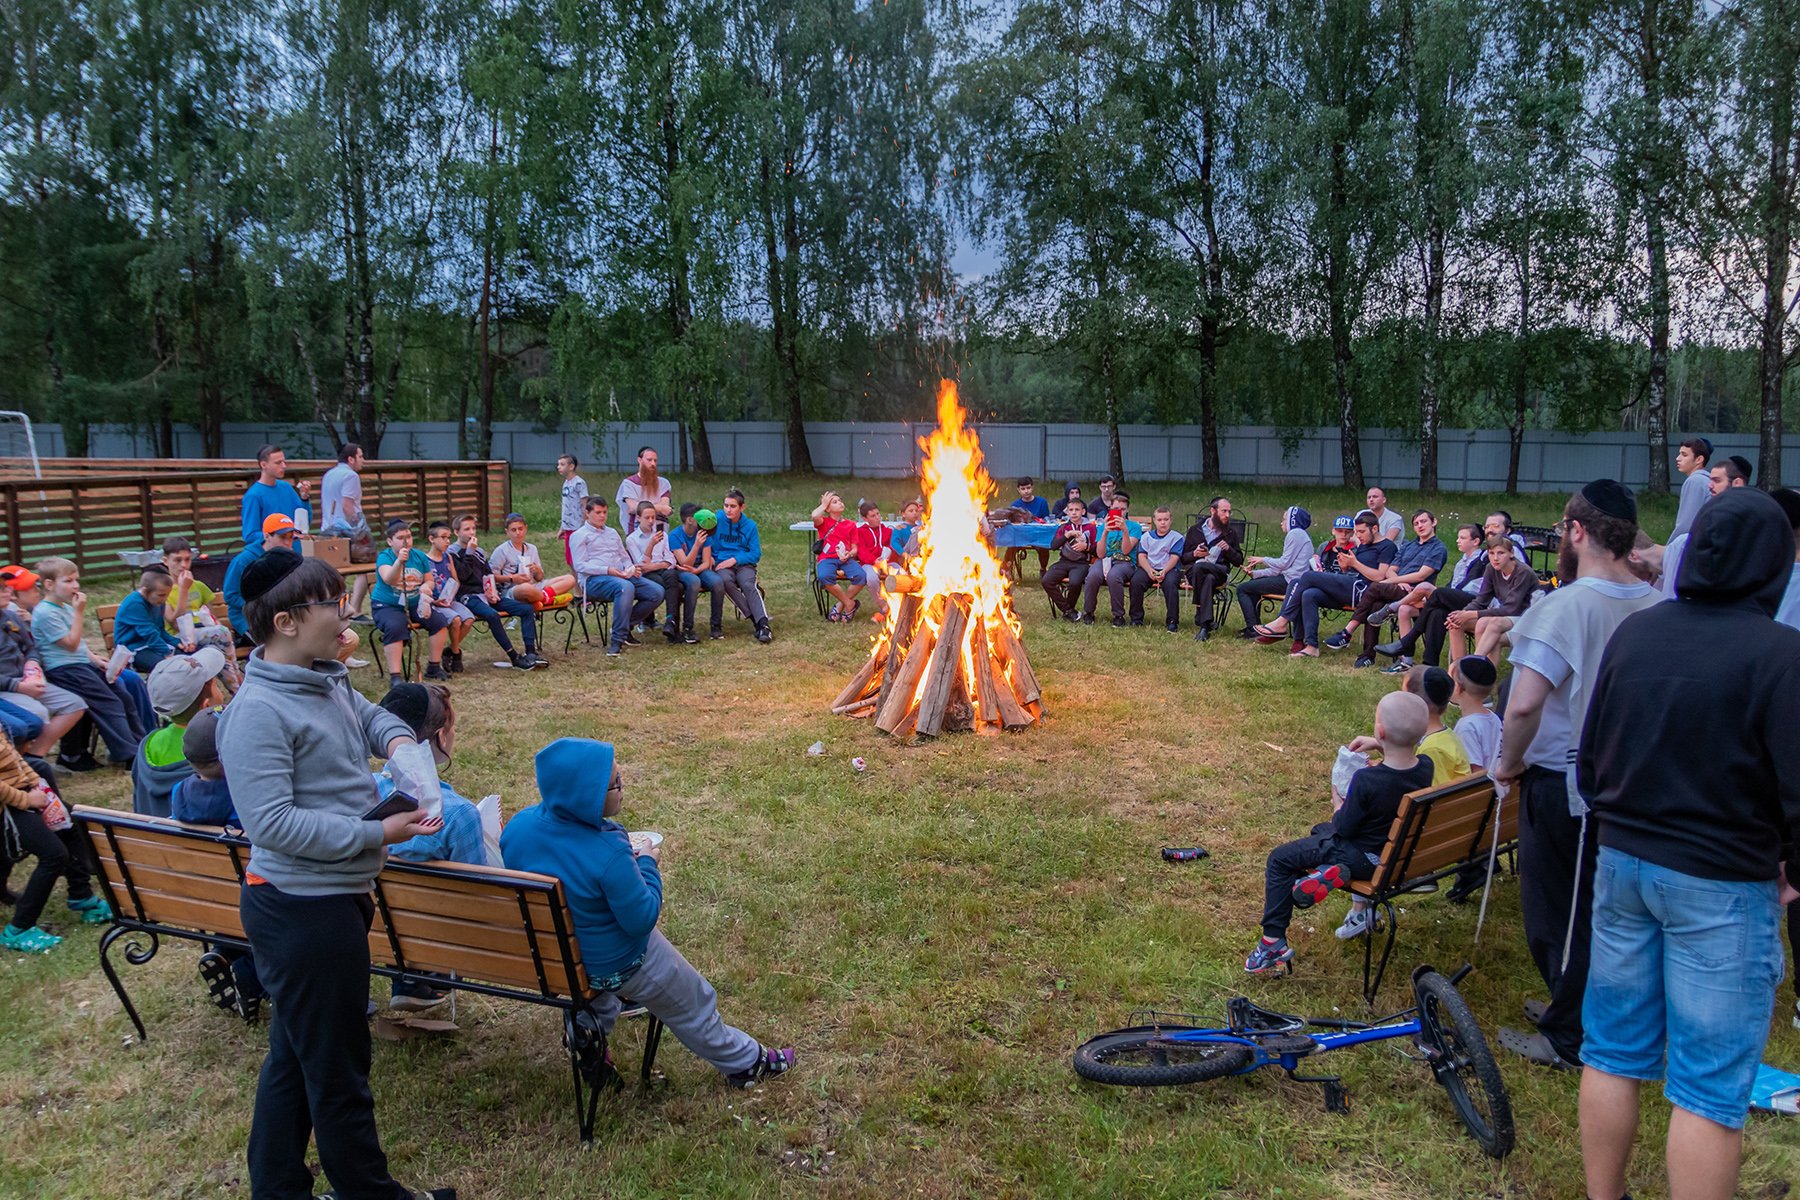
[1582,846,1784,1129]
[371,602,450,646]
[816,559,867,587]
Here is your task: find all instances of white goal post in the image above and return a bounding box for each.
[0,411,41,479]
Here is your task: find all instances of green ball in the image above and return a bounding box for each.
[694,507,717,531]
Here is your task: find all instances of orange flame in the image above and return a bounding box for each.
[873,380,1021,719]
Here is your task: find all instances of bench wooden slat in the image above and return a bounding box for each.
[89,831,246,882]
[89,857,243,908]
[369,929,583,997]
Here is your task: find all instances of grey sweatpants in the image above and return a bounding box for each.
[586,930,762,1075]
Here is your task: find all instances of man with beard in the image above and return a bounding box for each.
[1179,496,1243,641]
[615,445,673,535]
[1491,480,1660,1071]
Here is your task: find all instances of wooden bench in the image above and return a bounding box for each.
[1350,772,1516,1002]
[73,805,665,1145]
[99,597,250,662]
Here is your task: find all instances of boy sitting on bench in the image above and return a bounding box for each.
[1246,691,1433,975]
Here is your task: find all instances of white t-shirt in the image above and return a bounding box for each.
[625,527,671,568]
[321,463,363,531]
[489,540,541,582]
[1507,577,1657,772]
[1376,509,1404,542]
[1453,708,1502,770]
[1137,529,1184,572]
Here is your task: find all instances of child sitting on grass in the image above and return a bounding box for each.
[1247,691,1433,974]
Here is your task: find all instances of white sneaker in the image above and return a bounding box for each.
[1335,905,1372,940]
[344,655,371,669]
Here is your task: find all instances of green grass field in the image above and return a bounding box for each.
[3,472,1796,1199]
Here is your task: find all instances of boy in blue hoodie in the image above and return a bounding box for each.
[502,738,795,1088]
[710,489,773,643]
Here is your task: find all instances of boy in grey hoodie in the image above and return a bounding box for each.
[217,549,455,1200]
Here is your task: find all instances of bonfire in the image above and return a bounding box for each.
[829,381,1043,739]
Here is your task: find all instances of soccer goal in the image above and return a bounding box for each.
[0,411,41,479]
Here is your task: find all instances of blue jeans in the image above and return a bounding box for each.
[0,696,43,744]
[815,559,868,588]
[463,593,536,655]
[1279,571,1357,647]
[680,569,725,632]
[1582,846,1783,1130]
[585,574,666,648]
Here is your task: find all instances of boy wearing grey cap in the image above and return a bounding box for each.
[130,647,231,819]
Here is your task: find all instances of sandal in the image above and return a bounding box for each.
[1253,623,1287,639]
[1497,1025,1577,1070]
[1,923,61,953]
[199,951,241,1015]
[1522,998,1549,1027]
[66,895,113,924]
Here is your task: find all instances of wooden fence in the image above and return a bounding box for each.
[0,460,512,576]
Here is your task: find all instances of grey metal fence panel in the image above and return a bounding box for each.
[27,420,1797,493]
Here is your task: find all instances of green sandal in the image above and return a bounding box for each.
[66,896,113,924]
[1,924,62,953]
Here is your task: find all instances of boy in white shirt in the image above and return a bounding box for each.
[557,454,589,567]
[626,501,690,643]
[1131,506,1186,632]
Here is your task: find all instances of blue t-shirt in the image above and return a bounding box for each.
[1100,518,1143,562]
[371,548,432,608]
[31,599,89,670]
[1010,496,1050,521]
[222,542,263,637]
[241,480,310,546]
[1392,536,1447,583]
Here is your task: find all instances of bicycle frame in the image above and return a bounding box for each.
[1156,1015,1423,1075]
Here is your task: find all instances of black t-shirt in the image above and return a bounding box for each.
[1331,757,1435,855]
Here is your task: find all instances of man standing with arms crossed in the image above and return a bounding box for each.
[1491,480,1659,1071]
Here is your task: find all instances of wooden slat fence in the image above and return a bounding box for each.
[0,461,511,575]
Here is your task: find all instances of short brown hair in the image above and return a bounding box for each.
[1565,493,1637,559]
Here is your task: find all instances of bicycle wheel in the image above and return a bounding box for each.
[1073,1026,1255,1088]
[1414,971,1515,1158]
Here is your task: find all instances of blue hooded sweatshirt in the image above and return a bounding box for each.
[499,738,662,981]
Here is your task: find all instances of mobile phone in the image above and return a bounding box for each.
[363,792,419,822]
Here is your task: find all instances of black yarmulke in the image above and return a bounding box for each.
[378,683,432,736]
[240,549,304,603]
[1579,478,1637,523]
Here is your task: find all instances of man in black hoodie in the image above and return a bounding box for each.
[1575,488,1800,1200]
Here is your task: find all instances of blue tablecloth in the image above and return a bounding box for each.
[993,523,1057,549]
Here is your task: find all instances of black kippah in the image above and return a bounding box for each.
[378,683,431,736]
[240,549,304,603]
[1456,655,1498,689]
[1579,478,1637,524]
[1773,488,1800,532]
[1420,666,1454,709]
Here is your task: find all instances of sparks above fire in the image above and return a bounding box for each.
[830,380,1043,739]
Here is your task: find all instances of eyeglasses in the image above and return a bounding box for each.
[289,596,350,617]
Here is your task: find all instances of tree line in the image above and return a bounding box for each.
[2,0,1796,490]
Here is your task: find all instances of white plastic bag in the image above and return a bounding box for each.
[293,507,309,535]
[476,794,503,867]
[104,643,132,684]
[386,740,444,821]
[1331,745,1370,800]
[175,612,197,643]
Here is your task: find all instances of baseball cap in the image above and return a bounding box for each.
[1332,515,1354,530]
[0,565,39,592]
[694,507,717,531]
[147,648,230,718]
[182,705,223,768]
[262,512,298,536]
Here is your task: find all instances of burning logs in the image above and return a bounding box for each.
[843,593,1042,741]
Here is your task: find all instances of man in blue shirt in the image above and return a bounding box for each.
[1327,509,1449,666]
[1004,476,1052,579]
[710,489,771,642]
[240,444,312,547]
[224,514,299,645]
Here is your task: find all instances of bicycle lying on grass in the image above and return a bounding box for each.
[1072,963,1514,1159]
